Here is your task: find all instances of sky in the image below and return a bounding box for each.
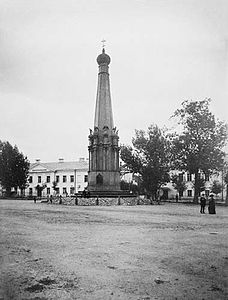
[0,0,228,163]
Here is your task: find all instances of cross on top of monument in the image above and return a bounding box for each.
[101,39,106,49]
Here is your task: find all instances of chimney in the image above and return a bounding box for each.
[36,159,40,163]
[59,158,64,163]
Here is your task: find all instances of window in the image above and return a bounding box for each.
[70,175,74,182]
[56,176,59,183]
[56,187,59,194]
[47,187,50,195]
[63,187,67,194]
[84,175,88,182]
[38,176,41,183]
[205,174,209,181]
[29,176,33,183]
[187,190,192,197]
[29,188,33,195]
[46,176,50,183]
[187,173,192,182]
[179,191,183,197]
[178,173,184,182]
[70,187,75,195]
[63,175,67,183]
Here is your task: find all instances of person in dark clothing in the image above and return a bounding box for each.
[200,193,206,213]
[82,189,86,198]
[208,194,216,214]
[175,194,179,203]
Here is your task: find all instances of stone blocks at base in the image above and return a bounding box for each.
[50,196,151,206]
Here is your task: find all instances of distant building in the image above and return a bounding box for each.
[162,170,227,200]
[121,169,227,201]
[25,158,89,197]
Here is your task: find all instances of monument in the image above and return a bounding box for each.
[87,45,121,196]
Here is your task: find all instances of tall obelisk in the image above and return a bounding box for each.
[88,47,120,193]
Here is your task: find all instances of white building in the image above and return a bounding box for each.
[25,158,89,197]
[121,170,227,201]
[162,170,227,200]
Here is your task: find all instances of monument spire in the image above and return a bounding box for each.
[88,47,120,193]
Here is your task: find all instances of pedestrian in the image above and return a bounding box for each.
[208,194,216,214]
[34,196,36,204]
[50,195,53,204]
[82,189,86,198]
[200,193,206,214]
[175,194,179,203]
[59,195,62,205]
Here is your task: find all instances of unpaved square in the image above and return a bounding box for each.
[0,200,227,299]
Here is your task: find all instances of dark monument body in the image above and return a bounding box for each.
[87,48,121,196]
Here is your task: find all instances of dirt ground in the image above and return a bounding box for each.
[0,200,227,300]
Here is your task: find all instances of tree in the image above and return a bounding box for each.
[52,181,58,195]
[0,141,30,196]
[35,184,46,198]
[224,172,228,205]
[120,124,171,200]
[211,180,223,198]
[172,99,227,203]
[120,180,130,190]
[195,176,206,194]
[171,174,187,200]
[120,180,139,194]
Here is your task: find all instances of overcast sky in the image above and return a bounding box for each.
[0,0,228,162]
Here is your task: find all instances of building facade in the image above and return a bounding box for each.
[122,170,227,201]
[162,171,227,200]
[25,158,89,197]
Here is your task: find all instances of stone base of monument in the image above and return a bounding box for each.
[50,195,152,206]
[82,190,136,198]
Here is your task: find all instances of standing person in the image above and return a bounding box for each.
[82,189,86,198]
[208,194,216,214]
[175,194,179,203]
[200,193,206,214]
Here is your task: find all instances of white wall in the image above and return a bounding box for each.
[25,169,88,197]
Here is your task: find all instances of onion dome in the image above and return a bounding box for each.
[97,48,111,65]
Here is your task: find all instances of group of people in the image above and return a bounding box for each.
[200,193,216,214]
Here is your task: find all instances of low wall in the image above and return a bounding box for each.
[50,196,152,206]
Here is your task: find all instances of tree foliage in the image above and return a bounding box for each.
[120,180,139,193]
[120,124,171,200]
[211,180,223,196]
[35,183,46,197]
[0,141,30,196]
[171,174,187,199]
[172,99,227,202]
[224,172,228,205]
[52,181,58,191]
